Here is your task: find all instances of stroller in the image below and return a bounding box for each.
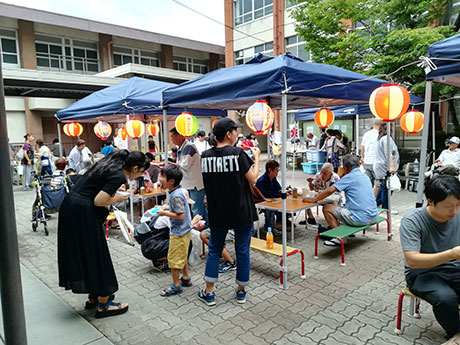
[31,174,68,235]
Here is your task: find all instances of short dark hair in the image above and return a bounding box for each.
[52,138,59,144]
[161,164,183,187]
[169,127,180,135]
[265,160,279,172]
[342,154,360,170]
[171,146,178,153]
[425,175,460,205]
[76,139,86,147]
[197,130,206,137]
[36,139,44,147]
[145,152,154,161]
[319,127,326,133]
[65,168,76,175]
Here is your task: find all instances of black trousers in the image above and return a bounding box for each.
[407,266,460,338]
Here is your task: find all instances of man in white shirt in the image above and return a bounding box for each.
[67,140,86,173]
[194,130,211,155]
[436,137,460,169]
[306,132,319,150]
[360,118,384,196]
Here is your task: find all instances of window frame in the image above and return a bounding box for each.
[0,28,20,68]
[234,0,274,27]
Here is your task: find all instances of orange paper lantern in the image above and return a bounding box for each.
[124,119,145,139]
[400,111,424,133]
[93,120,112,140]
[246,100,274,135]
[117,128,127,140]
[147,122,160,136]
[369,84,410,122]
[63,122,83,137]
[314,108,334,129]
[212,119,218,128]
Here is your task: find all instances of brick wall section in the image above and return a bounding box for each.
[17,20,37,70]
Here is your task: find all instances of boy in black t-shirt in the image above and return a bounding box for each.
[198,118,260,306]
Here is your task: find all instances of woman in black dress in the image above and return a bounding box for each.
[57,150,149,318]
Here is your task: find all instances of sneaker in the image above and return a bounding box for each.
[219,261,237,273]
[307,218,317,225]
[152,260,169,272]
[236,289,246,304]
[198,289,216,306]
[317,224,331,233]
[324,238,341,247]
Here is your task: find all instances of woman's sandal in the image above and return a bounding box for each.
[94,299,129,319]
[180,277,192,287]
[160,284,183,297]
[85,294,115,310]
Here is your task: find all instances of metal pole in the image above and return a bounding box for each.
[386,123,392,237]
[281,92,288,290]
[416,81,432,208]
[0,57,28,345]
[432,111,436,165]
[56,119,63,157]
[163,108,169,166]
[355,114,359,154]
[126,115,130,151]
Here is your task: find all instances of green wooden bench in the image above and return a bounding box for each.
[314,212,390,266]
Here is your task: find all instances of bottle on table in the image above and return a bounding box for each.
[266,227,274,249]
[413,159,419,173]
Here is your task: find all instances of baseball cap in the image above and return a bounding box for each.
[213,118,243,138]
[448,136,460,144]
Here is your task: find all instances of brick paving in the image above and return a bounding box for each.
[13,167,448,345]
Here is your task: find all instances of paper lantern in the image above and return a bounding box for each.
[117,128,127,140]
[147,122,160,136]
[93,120,112,140]
[212,119,218,128]
[400,111,424,133]
[175,112,199,137]
[314,108,335,129]
[246,100,274,135]
[369,84,410,122]
[63,122,83,137]
[124,119,145,139]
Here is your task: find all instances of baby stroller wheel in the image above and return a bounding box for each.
[32,221,37,232]
[44,225,49,236]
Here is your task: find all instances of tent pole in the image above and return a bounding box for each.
[355,114,359,154]
[432,111,436,165]
[387,123,392,237]
[126,114,134,225]
[57,119,63,157]
[163,108,169,166]
[281,92,288,290]
[416,81,432,208]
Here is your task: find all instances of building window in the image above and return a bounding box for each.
[285,35,310,61]
[35,34,99,74]
[0,28,20,68]
[234,0,273,26]
[113,46,160,68]
[173,56,209,74]
[235,41,273,65]
[449,0,460,26]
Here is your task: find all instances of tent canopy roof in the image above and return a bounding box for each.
[56,76,226,122]
[162,54,411,110]
[426,34,460,87]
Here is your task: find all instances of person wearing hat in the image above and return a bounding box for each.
[198,118,260,306]
[435,137,460,169]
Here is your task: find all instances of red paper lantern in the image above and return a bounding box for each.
[369,84,410,122]
[314,108,334,129]
[124,119,145,139]
[246,100,274,135]
[117,128,127,140]
[400,110,424,133]
[147,122,160,136]
[93,120,112,140]
[63,122,83,137]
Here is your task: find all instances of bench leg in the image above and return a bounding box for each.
[279,249,306,285]
[106,219,110,239]
[376,222,379,234]
[314,233,320,259]
[299,249,305,278]
[363,228,366,236]
[337,237,345,266]
[395,291,405,335]
[387,211,391,241]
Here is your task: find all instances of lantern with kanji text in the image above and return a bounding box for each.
[175,112,199,137]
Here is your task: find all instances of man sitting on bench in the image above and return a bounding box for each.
[303,154,378,246]
[400,175,460,345]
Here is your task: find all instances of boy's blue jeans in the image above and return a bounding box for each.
[189,188,208,226]
[204,224,253,287]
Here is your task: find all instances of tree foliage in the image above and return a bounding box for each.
[291,0,458,99]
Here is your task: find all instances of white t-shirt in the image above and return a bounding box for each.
[308,135,319,149]
[194,139,211,155]
[361,129,379,165]
[38,145,51,158]
[438,148,460,168]
[114,136,128,150]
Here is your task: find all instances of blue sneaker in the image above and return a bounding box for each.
[219,261,237,273]
[236,289,246,304]
[197,289,216,306]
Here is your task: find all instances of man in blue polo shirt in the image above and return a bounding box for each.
[303,154,378,246]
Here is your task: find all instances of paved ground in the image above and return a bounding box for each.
[11,164,448,345]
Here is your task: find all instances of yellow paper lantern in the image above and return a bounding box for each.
[63,122,83,137]
[369,84,410,122]
[147,122,160,136]
[124,119,145,139]
[400,110,424,133]
[314,108,335,129]
[175,112,199,137]
[93,120,112,140]
[246,100,274,135]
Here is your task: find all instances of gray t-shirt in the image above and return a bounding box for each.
[400,207,460,275]
[373,135,399,180]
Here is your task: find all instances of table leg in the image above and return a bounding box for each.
[291,212,295,245]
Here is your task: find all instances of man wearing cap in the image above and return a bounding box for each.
[198,118,260,306]
[360,118,384,196]
[168,127,208,226]
[436,137,460,169]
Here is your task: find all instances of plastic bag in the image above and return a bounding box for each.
[388,174,401,192]
[16,147,24,160]
[189,229,204,267]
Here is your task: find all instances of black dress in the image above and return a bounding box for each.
[57,169,126,296]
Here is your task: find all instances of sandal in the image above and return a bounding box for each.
[180,277,192,287]
[85,294,115,310]
[160,284,183,297]
[94,299,128,319]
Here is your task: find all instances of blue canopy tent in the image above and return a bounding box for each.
[163,53,420,288]
[416,34,460,207]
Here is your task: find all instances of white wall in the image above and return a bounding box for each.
[7,111,27,143]
[34,22,99,41]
